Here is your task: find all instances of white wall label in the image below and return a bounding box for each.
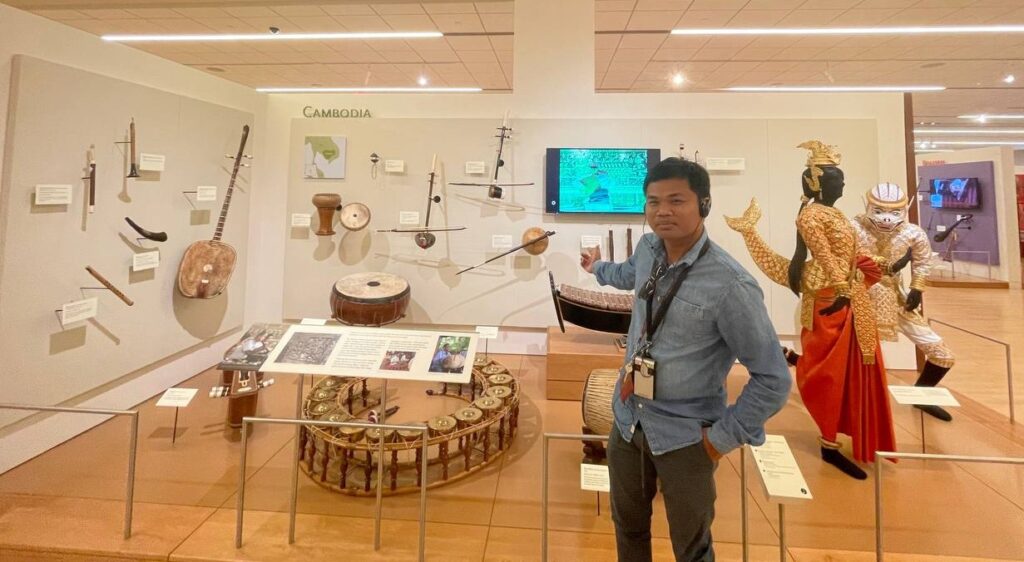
[888,385,960,407]
[138,153,166,172]
[465,161,487,174]
[705,157,746,172]
[581,235,603,251]
[399,211,420,225]
[580,463,610,492]
[300,318,328,326]
[749,435,813,502]
[132,250,160,272]
[196,185,217,202]
[291,213,311,227]
[475,326,499,339]
[936,225,947,232]
[384,159,405,173]
[156,388,198,408]
[61,297,98,325]
[34,184,72,205]
[491,234,514,249]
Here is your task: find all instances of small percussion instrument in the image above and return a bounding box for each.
[310,388,336,402]
[367,427,396,444]
[482,364,507,376]
[338,425,366,442]
[522,226,550,255]
[340,202,371,231]
[311,402,338,418]
[330,272,411,326]
[454,407,484,429]
[485,386,512,401]
[312,193,342,236]
[397,429,423,443]
[428,415,457,436]
[487,374,513,387]
[474,396,501,418]
[474,357,490,368]
[582,369,618,437]
[549,271,633,334]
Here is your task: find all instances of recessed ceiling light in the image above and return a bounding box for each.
[418,76,429,86]
[671,25,1024,36]
[722,85,945,92]
[103,31,443,42]
[914,128,1024,134]
[671,73,685,86]
[1004,74,1016,84]
[256,87,483,93]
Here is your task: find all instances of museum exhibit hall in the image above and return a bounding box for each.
[2,0,1024,560]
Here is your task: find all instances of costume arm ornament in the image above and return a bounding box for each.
[724,198,790,288]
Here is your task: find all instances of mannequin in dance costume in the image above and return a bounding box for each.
[725,141,898,480]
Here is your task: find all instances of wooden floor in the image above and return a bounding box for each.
[0,286,1022,561]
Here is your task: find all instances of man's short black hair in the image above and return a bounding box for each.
[643,157,711,200]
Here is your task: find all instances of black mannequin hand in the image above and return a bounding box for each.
[890,248,913,274]
[904,289,922,312]
[819,296,850,316]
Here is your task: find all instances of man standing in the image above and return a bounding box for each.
[580,158,792,561]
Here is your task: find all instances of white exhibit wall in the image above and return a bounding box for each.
[916,146,1022,286]
[0,5,265,472]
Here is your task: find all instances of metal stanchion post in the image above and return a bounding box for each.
[778,504,786,562]
[288,375,304,544]
[874,458,883,561]
[375,379,388,551]
[235,419,249,548]
[541,434,549,562]
[740,446,749,562]
[124,412,139,539]
[919,410,926,453]
[419,428,429,562]
[1006,348,1015,424]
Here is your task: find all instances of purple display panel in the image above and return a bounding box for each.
[917,160,999,266]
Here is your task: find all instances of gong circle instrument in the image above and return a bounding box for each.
[297,360,521,496]
[312,193,342,236]
[340,202,371,231]
[330,272,410,327]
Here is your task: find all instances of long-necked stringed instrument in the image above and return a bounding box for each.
[176,125,250,298]
[448,112,534,199]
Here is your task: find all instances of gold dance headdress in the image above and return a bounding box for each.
[798,140,841,194]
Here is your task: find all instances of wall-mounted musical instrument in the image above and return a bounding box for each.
[456,229,555,275]
[340,202,371,231]
[176,124,250,299]
[608,229,615,262]
[86,265,134,306]
[626,227,633,259]
[549,271,632,334]
[377,154,464,249]
[127,118,140,178]
[125,217,167,242]
[370,152,381,179]
[312,193,342,236]
[82,150,96,214]
[934,214,973,243]
[330,272,410,326]
[448,112,535,199]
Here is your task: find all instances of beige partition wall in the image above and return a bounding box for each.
[0,56,253,429]
[282,116,881,334]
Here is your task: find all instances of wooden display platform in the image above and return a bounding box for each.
[926,273,1009,289]
[545,326,625,401]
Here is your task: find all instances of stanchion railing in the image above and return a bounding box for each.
[236,416,430,562]
[874,451,1024,561]
[541,432,610,562]
[927,318,1015,423]
[0,403,139,539]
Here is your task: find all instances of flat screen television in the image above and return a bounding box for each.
[929,177,981,209]
[545,148,661,214]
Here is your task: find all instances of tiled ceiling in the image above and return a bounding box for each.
[596,0,1024,129]
[11,1,515,90]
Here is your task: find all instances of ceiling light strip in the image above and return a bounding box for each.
[723,86,945,92]
[958,114,1024,119]
[103,31,443,42]
[922,140,1024,146]
[256,87,483,93]
[672,25,1024,36]
[914,129,1024,134]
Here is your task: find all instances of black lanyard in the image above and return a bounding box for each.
[641,239,711,352]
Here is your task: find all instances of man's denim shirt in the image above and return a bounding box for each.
[593,230,792,455]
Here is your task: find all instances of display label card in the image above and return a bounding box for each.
[705,157,746,171]
[399,211,420,225]
[491,234,514,250]
[475,326,499,339]
[465,161,487,174]
[132,250,160,272]
[261,324,479,384]
[580,463,610,492]
[888,385,960,407]
[300,318,328,326]
[61,297,98,325]
[156,388,198,408]
[581,235,603,251]
[936,224,947,232]
[384,160,405,173]
[196,185,217,202]
[749,435,813,503]
[34,184,73,205]
[138,153,166,172]
[291,213,311,227]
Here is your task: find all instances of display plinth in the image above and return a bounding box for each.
[545,326,625,401]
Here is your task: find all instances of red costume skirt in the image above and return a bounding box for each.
[796,264,897,463]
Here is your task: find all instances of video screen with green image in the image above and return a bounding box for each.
[545,148,660,214]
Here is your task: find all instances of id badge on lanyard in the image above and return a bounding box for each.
[633,354,656,399]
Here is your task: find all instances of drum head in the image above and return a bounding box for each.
[334,273,409,303]
[340,202,371,231]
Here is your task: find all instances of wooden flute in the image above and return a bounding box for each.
[86,266,134,306]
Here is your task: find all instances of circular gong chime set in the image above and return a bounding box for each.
[297,356,520,495]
